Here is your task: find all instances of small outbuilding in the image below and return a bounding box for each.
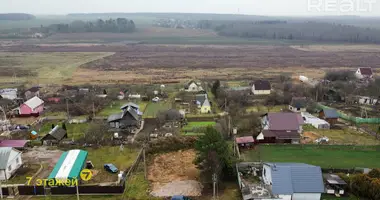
[302,112,330,129]
[41,125,68,145]
[319,109,339,125]
[289,97,307,112]
[324,174,347,196]
[235,136,255,149]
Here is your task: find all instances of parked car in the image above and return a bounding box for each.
[104,164,118,173]
[172,195,191,200]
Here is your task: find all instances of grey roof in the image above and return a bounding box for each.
[266,113,302,131]
[107,112,124,122]
[196,94,207,105]
[290,97,307,108]
[202,99,211,107]
[0,147,12,169]
[323,109,339,119]
[323,174,347,185]
[120,102,139,110]
[126,106,139,120]
[41,125,67,141]
[254,80,271,90]
[265,163,324,195]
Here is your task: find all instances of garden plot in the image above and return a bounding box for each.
[148,149,202,197]
[182,121,216,136]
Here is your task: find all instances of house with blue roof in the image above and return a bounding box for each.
[262,162,325,200]
[319,108,339,125]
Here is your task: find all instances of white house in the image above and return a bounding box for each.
[184,81,203,92]
[0,147,23,181]
[289,97,307,113]
[0,88,18,100]
[262,162,325,200]
[355,67,373,79]
[251,80,271,95]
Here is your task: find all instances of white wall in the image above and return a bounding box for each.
[0,170,5,180]
[292,193,321,200]
[3,150,22,180]
[253,89,271,95]
[186,83,199,92]
[262,165,272,185]
[289,105,306,113]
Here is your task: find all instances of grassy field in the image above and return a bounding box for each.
[303,125,380,145]
[242,145,380,168]
[36,121,89,140]
[0,52,113,84]
[143,102,172,118]
[85,146,139,184]
[98,101,148,116]
[182,121,216,136]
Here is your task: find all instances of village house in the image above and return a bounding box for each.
[25,86,41,100]
[289,97,307,112]
[120,102,142,114]
[41,125,68,145]
[257,113,303,144]
[18,96,44,116]
[355,67,373,79]
[319,109,339,126]
[251,80,271,95]
[0,140,28,149]
[184,80,203,92]
[0,88,18,100]
[108,107,142,133]
[262,162,325,200]
[0,147,23,181]
[324,174,347,196]
[196,94,211,114]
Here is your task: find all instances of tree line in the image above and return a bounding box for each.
[197,20,380,44]
[0,13,35,20]
[37,18,136,34]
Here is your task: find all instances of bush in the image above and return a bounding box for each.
[325,70,355,82]
[146,136,197,154]
[368,168,380,178]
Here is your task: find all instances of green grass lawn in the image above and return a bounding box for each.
[182,121,216,136]
[98,101,148,116]
[5,164,41,184]
[303,125,380,145]
[143,102,172,118]
[321,194,360,200]
[242,145,380,168]
[85,146,139,184]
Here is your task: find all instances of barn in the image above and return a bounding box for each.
[18,96,44,116]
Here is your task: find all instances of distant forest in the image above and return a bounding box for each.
[0,13,35,20]
[37,18,136,34]
[197,20,380,44]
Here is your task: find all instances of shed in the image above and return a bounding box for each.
[235,136,255,149]
[319,109,339,125]
[48,149,88,183]
[302,112,330,129]
[324,174,347,196]
[41,125,67,145]
[289,97,307,112]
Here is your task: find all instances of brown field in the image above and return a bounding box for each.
[1,44,380,84]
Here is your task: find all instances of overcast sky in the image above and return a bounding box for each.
[1,0,380,16]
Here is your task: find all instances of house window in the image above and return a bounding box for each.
[16,157,19,164]
[297,108,300,111]
[8,165,11,171]
[263,168,266,176]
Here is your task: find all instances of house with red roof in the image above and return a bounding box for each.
[235,136,255,149]
[355,67,373,79]
[257,113,303,144]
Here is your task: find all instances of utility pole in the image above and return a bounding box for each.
[0,180,3,199]
[66,98,70,120]
[212,173,217,200]
[76,180,80,200]
[92,102,95,118]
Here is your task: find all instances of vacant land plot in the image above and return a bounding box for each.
[243,145,380,168]
[182,121,216,136]
[85,146,139,184]
[0,52,112,84]
[148,149,201,197]
[143,102,172,118]
[36,121,89,140]
[5,164,41,184]
[303,126,380,145]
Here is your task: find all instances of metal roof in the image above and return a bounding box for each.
[0,140,28,148]
[0,147,12,169]
[24,96,44,109]
[107,107,139,122]
[236,136,254,144]
[196,94,207,105]
[267,113,301,131]
[323,109,339,119]
[254,80,271,90]
[265,162,325,195]
[107,112,124,122]
[41,125,67,141]
[120,102,139,110]
[323,174,347,185]
[290,97,307,108]
[359,67,373,75]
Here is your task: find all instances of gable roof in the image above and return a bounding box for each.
[236,136,254,144]
[41,125,67,141]
[24,96,44,109]
[0,140,28,148]
[322,109,339,118]
[290,97,307,108]
[120,102,139,110]
[196,94,207,105]
[27,86,41,93]
[266,113,302,131]
[0,147,12,169]
[323,174,347,185]
[202,98,211,107]
[107,112,124,122]
[359,67,373,76]
[107,107,139,122]
[265,162,324,195]
[254,80,271,90]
